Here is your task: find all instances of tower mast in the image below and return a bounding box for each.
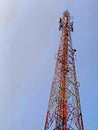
[44,10,84,130]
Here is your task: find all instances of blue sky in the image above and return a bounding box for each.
[0,0,98,129]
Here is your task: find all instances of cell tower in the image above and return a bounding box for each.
[44,10,84,130]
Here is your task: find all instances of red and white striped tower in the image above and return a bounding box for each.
[44,10,84,130]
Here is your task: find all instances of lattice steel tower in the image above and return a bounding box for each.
[44,10,84,130]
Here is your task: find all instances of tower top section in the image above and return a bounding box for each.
[58,10,73,32]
